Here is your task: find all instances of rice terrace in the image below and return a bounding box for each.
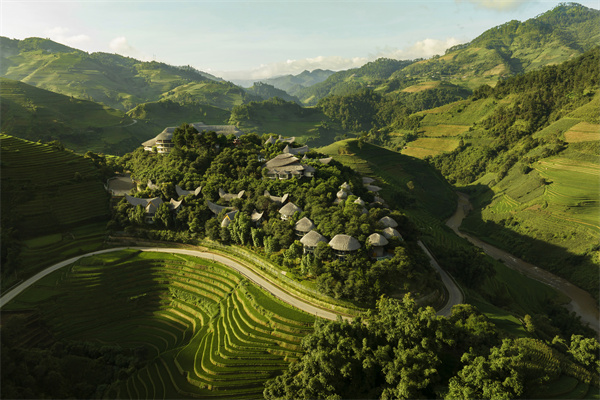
[1,2,600,400]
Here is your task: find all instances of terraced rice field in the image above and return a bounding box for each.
[402,137,460,158]
[563,122,600,143]
[4,250,314,399]
[0,134,109,237]
[420,124,470,137]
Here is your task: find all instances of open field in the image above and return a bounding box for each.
[564,122,600,143]
[402,137,461,158]
[420,124,470,137]
[4,250,314,399]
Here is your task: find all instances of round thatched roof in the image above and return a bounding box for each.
[362,177,375,184]
[300,230,327,247]
[379,216,398,228]
[328,234,361,251]
[295,217,315,232]
[382,227,402,239]
[336,189,348,199]
[279,202,302,216]
[367,233,389,247]
[354,197,365,206]
[340,182,351,191]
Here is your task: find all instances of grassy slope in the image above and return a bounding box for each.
[126,100,231,129]
[0,135,109,289]
[3,250,314,398]
[0,78,153,154]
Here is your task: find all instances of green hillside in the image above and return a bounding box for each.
[261,69,335,94]
[229,97,347,146]
[0,134,110,290]
[244,82,301,104]
[0,78,152,154]
[127,99,231,128]
[0,37,254,111]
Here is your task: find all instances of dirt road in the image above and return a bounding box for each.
[446,192,599,333]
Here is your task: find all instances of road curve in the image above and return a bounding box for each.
[0,247,343,321]
[447,192,600,333]
[418,241,464,317]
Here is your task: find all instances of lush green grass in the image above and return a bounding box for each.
[4,250,314,399]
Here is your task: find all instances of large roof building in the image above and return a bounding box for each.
[142,122,243,154]
[263,153,315,180]
[328,234,361,258]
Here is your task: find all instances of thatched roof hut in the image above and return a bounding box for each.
[295,217,315,235]
[279,202,302,220]
[328,234,361,254]
[283,145,310,155]
[367,233,389,247]
[219,188,245,201]
[362,177,375,185]
[206,200,234,216]
[264,190,289,204]
[251,210,264,223]
[354,197,365,206]
[319,157,333,164]
[378,216,398,228]
[365,184,382,192]
[382,227,403,240]
[300,230,327,253]
[176,185,202,197]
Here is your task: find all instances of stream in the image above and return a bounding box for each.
[446,192,599,334]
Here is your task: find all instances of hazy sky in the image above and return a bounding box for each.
[1,0,599,80]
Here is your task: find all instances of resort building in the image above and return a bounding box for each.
[279,202,302,220]
[378,216,398,228]
[328,234,361,259]
[263,153,315,180]
[367,233,389,258]
[300,230,327,254]
[264,190,289,205]
[295,217,315,237]
[283,145,309,155]
[382,227,403,240]
[142,122,243,154]
[219,188,245,201]
[176,185,202,198]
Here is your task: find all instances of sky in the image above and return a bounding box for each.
[1,0,599,81]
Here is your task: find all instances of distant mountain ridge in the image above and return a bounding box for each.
[295,3,599,105]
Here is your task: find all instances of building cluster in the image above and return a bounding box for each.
[142,122,243,154]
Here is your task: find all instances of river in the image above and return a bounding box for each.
[446,192,599,334]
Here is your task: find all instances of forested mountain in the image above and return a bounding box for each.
[261,69,335,93]
[0,37,254,111]
[295,3,599,105]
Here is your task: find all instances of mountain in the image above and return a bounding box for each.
[296,3,599,105]
[243,82,301,104]
[0,37,255,111]
[261,69,335,93]
[0,78,153,154]
[126,99,231,128]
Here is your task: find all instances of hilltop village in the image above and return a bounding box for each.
[110,123,438,304]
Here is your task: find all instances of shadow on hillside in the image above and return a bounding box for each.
[458,184,599,301]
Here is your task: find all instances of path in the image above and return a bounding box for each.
[418,241,463,317]
[0,243,462,320]
[446,192,599,333]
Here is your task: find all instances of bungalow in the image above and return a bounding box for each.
[279,202,302,220]
[318,157,333,165]
[142,122,243,154]
[283,144,309,155]
[263,153,315,180]
[295,217,315,237]
[176,185,202,198]
[328,234,361,259]
[382,227,403,241]
[378,216,398,228]
[206,200,235,216]
[264,190,289,205]
[219,188,245,201]
[125,194,179,223]
[367,233,389,258]
[251,210,264,225]
[300,230,327,254]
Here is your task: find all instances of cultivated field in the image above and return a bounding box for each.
[4,250,314,399]
[401,137,460,158]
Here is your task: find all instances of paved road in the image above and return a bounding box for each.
[418,241,464,317]
[447,192,600,334]
[0,247,344,321]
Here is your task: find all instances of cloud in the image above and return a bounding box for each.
[458,0,529,11]
[45,26,91,46]
[375,37,463,60]
[109,37,141,57]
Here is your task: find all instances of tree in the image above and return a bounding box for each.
[153,203,172,228]
[569,335,600,373]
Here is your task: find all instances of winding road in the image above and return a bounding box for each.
[447,192,599,333]
[0,242,464,320]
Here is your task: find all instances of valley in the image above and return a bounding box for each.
[1,2,599,399]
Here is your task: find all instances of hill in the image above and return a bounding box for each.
[0,37,254,111]
[263,69,335,94]
[126,99,231,128]
[0,134,110,291]
[295,3,599,106]
[0,78,153,154]
[229,97,348,146]
[243,81,301,104]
